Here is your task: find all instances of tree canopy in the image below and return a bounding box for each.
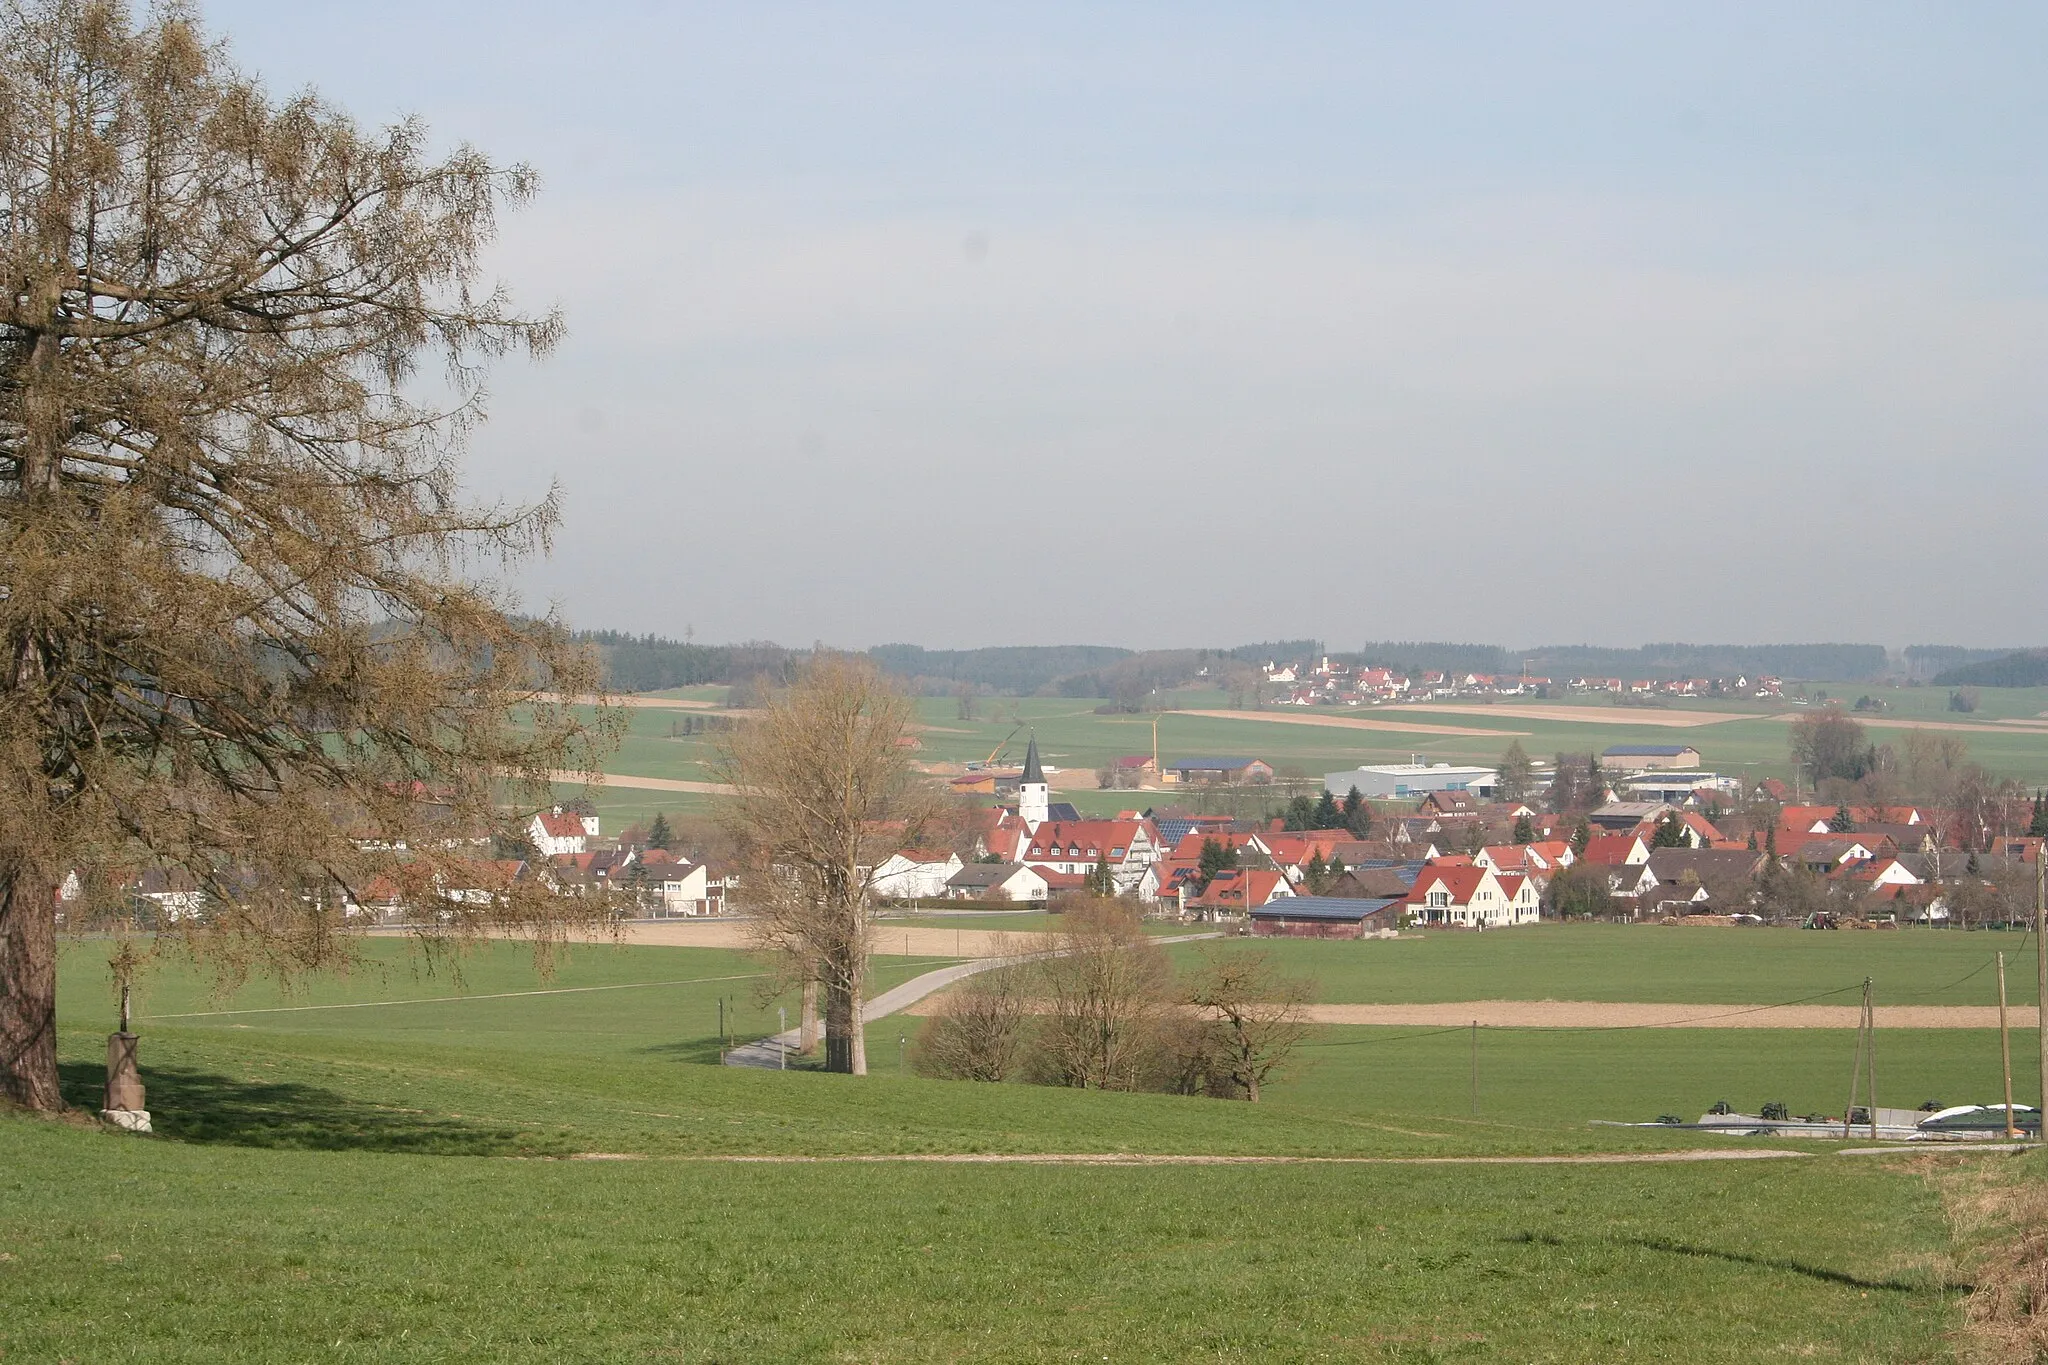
[0,0,614,1109]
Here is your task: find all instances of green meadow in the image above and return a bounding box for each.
[7,931,2041,1359]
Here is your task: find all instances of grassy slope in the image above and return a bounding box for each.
[0,1117,1967,1364]
[6,935,2026,1360]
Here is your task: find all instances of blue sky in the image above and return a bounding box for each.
[207,2,2047,649]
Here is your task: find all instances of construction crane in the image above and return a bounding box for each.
[971,724,1023,771]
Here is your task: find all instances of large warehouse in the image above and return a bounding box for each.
[1323,761,1499,799]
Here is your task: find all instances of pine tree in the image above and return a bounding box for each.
[1087,854,1115,898]
[1304,850,1328,894]
[648,812,674,851]
[1312,789,1341,830]
[1571,819,1592,856]
[1512,813,1534,845]
[2031,790,2048,839]
[1652,813,1689,848]
[1197,838,1238,890]
[1828,804,1855,833]
[1747,831,1759,851]
[1342,787,1372,839]
[1585,754,1605,806]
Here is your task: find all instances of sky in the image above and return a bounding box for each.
[205,1,2048,652]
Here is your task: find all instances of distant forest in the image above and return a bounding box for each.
[1932,650,2048,688]
[573,630,2029,698]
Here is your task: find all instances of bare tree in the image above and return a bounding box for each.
[912,948,1029,1082]
[714,655,934,1075]
[1181,945,1312,1102]
[1030,899,1170,1090]
[0,1,618,1110]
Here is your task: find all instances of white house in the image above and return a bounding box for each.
[648,861,716,916]
[944,862,1049,903]
[870,849,966,901]
[528,806,598,857]
[1405,865,1540,928]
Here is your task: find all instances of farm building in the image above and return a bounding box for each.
[1600,744,1703,772]
[1163,756,1274,786]
[1249,896,1403,939]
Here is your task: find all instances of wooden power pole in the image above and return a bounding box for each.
[2037,852,2046,1143]
[1999,952,2016,1138]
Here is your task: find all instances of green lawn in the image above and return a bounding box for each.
[9,933,2039,1360]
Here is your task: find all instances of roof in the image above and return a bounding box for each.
[1023,820,1153,861]
[946,862,1035,888]
[1406,864,1492,904]
[1579,834,1647,865]
[1602,745,1698,757]
[533,810,586,838]
[1021,736,1045,785]
[1170,756,1267,771]
[1250,896,1402,922]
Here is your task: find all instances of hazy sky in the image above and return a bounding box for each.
[207,2,2046,651]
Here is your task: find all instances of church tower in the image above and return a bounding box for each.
[1018,735,1050,831]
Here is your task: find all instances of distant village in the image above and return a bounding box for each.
[72,653,2045,940]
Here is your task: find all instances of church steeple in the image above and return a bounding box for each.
[1018,734,1049,830]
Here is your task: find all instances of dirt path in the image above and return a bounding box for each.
[1178,709,1528,738]
[565,1149,1814,1165]
[567,920,1050,959]
[1298,1001,2037,1029]
[1391,703,1741,729]
[547,769,737,796]
[534,692,720,710]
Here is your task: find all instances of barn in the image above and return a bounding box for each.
[1248,896,1403,939]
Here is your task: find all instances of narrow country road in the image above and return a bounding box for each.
[723,932,1224,1069]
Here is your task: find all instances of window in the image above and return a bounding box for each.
[1111,847,1125,857]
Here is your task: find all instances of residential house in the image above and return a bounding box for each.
[945,862,1049,903]
[870,849,966,900]
[528,806,598,857]
[1405,864,1540,928]
[1020,819,1164,897]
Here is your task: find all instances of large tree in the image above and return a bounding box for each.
[1494,741,1534,804]
[714,654,934,1075]
[0,0,614,1110]
[1788,707,1875,790]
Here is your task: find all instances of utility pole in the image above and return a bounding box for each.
[2037,852,2046,1143]
[1842,978,1875,1140]
[1470,1020,1478,1115]
[1999,953,2015,1138]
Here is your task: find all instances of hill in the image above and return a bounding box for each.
[1934,650,2048,688]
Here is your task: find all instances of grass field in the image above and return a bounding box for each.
[1174,921,2042,1008]
[8,930,2043,1359]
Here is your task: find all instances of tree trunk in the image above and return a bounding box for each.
[823,979,855,1074]
[799,978,818,1054]
[849,979,867,1077]
[0,870,63,1110]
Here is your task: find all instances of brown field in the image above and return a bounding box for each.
[1179,709,1526,737]
[547,769,737,795]
[1392,703,1739,728]
[534,692,720,710]
[573,920,1043,959]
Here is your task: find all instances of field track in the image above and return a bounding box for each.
[561,1149,1817,1165]
[1297,1001,2038,1029]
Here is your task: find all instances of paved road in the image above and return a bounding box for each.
[724,932,1223,1069]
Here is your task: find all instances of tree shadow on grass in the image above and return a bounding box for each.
[58,1060,568,1157]
[1622,1235,1967,1295]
